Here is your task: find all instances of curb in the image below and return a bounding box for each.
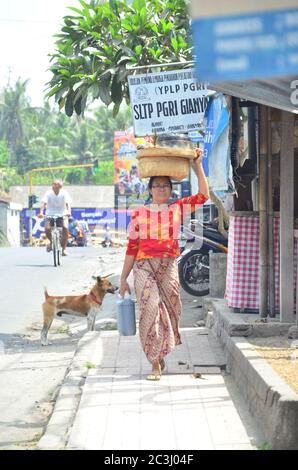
[207,299,298,450]
[37,332,103,450]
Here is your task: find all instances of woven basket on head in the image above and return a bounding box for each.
[136,147,195,181]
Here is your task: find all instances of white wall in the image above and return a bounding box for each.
[0,204,8,235]
[0,202,22,247]
[9,185,115,209]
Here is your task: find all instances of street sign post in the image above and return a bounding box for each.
[25,210,35,217]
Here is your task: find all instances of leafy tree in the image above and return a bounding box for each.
[92,160,114,184]
[1,167,24,192]
[23,103,74,165]
[14,144,35,175]
[0,79,30,165]
[64,168,86,184]
[0,78,133,187]
[46,0,192,116]
[89,105,132,160]
[66,120,94,163]
[0,140,9,167]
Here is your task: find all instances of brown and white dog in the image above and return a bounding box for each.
[41,275,118,345]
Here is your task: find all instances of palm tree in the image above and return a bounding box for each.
[89,105,133,160]
[0,79,30,165]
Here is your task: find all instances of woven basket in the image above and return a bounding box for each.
[136,147,194,181]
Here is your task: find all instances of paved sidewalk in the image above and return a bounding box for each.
[67,329,255,450]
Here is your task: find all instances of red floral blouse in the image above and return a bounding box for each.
[126,192,208,260]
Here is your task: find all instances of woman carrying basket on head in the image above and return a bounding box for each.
[119,148,209,380]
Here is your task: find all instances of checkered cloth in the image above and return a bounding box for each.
[225,215,297,311]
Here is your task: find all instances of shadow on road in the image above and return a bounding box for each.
[15,264,54,268]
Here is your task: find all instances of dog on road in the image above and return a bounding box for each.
[41,275,118,345]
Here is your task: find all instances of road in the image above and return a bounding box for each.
[0,245,124,449]
[0,245,205,449]
[0,246,124,335]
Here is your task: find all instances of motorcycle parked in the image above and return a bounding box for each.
[101,224,112,248]
[177,220,228,297]
[67,218,88,247]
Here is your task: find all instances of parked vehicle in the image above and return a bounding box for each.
[67,218,90,247]
[101,224,112,248]
[177,220,228,297]
[79,221,92,246]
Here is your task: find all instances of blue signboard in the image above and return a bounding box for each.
[191,6,298,81]
[202,94,235,192]
[188,131,204,143]
[21,208,131,240]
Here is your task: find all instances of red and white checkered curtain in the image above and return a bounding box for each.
[225,215,297,311]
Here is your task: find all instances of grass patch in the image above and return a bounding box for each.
[31,432,43,444]
[14,431,44,449]
[57,324,70,334]
[98,320,117,331]
[258,441,271,450]
[85,361,96,369]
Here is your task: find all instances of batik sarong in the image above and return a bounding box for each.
[133,257,182,364]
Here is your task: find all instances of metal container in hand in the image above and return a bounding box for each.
[117,294,136,336]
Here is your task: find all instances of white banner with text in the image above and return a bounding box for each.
[128,69,209,137]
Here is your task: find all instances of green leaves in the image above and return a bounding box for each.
[97,77,112,106]
[0,140,9,167]
[160,19,173,34]
[112,102,121,118]
[135,45,142,56]
[171,36,178,51]
[132,0,146,10]
[46,0,192,117]
[0,74,136,186]
[111,75,122,104]
[65,92,74,117]
[147,47,162,60]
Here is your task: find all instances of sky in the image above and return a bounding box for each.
[0,0,81,107]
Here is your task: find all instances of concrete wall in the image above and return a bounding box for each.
[7,203,22,246]
[209,253,227,298]
[0,204,7,238]
[0,202,22,247]
[206,299,298,450]
[9,185,115,209]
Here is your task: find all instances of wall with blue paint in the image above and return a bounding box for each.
[21,207,131,239]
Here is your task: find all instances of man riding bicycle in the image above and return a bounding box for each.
[38,179,71,256]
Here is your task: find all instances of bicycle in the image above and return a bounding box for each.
[47,216,63,267]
